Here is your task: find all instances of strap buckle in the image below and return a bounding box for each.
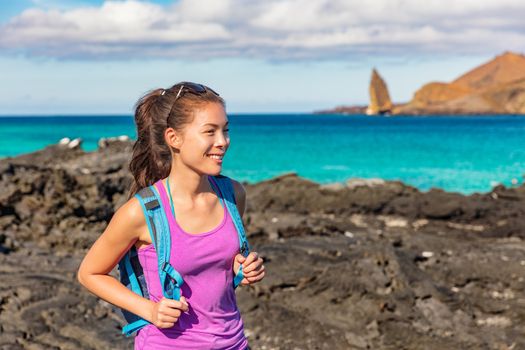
[240,241,249,256]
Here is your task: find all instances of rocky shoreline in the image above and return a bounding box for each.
[1,139,524,349]
[317,51,525,116]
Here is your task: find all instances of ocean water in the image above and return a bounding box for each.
[1,114,524,195]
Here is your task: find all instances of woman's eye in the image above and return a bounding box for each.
[206,129,228,135]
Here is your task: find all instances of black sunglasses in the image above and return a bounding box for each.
[164,82,220,122]
[173,82,219,100]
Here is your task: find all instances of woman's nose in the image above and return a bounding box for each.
[216,132,229,146]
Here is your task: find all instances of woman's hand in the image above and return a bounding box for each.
[150,296,189,329]
[233,252,265,286]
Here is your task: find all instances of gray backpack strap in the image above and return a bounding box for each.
[136,186,161,248]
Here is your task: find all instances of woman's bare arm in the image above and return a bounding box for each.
[77,198,156,321]
[77,197,188,326]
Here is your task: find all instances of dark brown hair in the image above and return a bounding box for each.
[127,83,225,199]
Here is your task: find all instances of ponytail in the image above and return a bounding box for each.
[127,89,171,199]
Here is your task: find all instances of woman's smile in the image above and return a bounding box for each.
[206,153,224,163]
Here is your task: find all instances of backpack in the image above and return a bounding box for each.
[117,174,251,336]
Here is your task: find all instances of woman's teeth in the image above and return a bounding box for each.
[207,154,223,160]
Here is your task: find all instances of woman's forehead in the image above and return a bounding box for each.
[192,103,228,126]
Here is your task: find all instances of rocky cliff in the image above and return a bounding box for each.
[395,51,525,115]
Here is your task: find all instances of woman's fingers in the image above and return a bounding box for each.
[239,268,266,285]
[241,252,259,269]
[240,273,265,286]
[238,253,267,285]
[160,297,189,313]
[158,314,179,323]
[153,297,190,327]
[236,252,267,286]
[246,270,265,282]
[243,260,265,277]
[179,296,190,312]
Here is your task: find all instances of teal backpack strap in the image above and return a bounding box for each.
[122,318,150,337]
[119,184,186,336]
[118,187,159,336]
[152,180,184,301]
[118,245,150,336]
[208,175,251,288]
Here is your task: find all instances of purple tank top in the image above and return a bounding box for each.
[134,178,249,350]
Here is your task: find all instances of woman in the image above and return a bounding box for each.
[77,82,265,349]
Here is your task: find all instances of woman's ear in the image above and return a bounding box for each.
[165,127,183,149]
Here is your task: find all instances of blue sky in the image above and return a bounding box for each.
[1,0,523,114]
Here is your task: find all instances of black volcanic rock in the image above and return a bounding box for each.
[0,140,524,349]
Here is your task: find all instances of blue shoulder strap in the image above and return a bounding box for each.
[120,185,184,336]
[118,244,150,336]
[209,175,251,288]
[150,181,184,301]
[118,187,158,336]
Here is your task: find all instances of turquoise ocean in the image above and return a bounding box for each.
[1,114,524,195]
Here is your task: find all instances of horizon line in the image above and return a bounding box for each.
[0,112,339,117]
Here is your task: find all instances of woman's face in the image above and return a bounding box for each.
[175,102,230,175]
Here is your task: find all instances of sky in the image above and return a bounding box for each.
[0,0,524,114]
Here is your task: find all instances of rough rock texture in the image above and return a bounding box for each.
[453,51,525,91]
[314,105,368,115]
[408,82,472,108]
[1,140,524,349]
[367,69,393,115]
[395,51,525,115]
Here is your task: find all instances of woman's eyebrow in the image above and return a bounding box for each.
[201,122,229,127]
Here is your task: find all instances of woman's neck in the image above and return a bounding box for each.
[164,169,214,204]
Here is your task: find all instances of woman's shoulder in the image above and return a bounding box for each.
[112,195,147,234]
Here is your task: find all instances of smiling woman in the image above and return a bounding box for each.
[77,81,264,350]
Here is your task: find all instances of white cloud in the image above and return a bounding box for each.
[0,0,524,60]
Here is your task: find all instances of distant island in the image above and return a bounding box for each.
[316,51,525,115]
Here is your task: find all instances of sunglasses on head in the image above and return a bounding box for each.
[162,82,219,100]
[163,82,220,122]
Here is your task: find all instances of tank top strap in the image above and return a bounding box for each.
[154,177,225,233]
